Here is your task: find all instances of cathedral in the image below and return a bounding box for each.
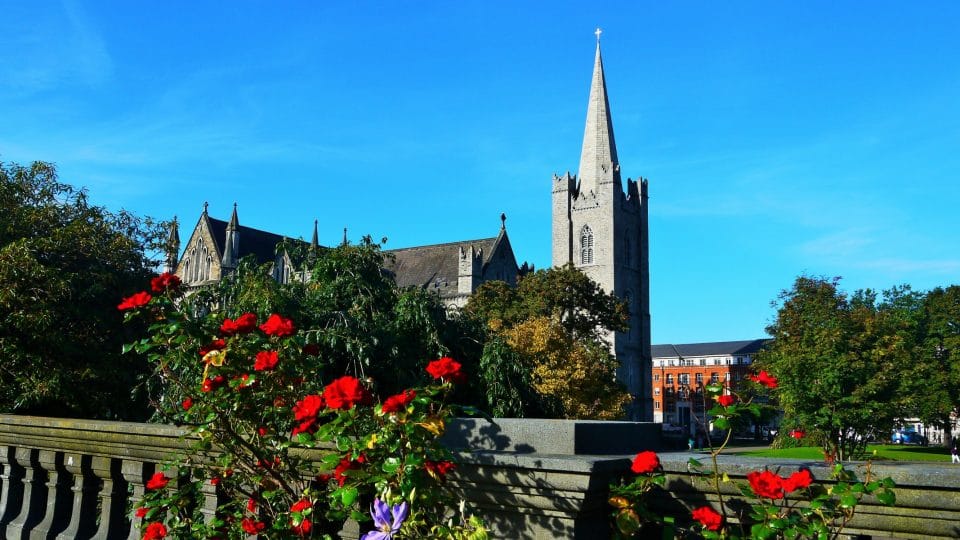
[168,36,653,420]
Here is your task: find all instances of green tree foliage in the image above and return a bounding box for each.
[757,276,908,460]
[191,238,468,403]
[901,285,960,442]
[0,161,164,419]
[465,264,631,419]
[466,263,628,341]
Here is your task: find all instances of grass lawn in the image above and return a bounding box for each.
[736,444,952,462]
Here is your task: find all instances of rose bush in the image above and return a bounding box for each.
[121,275,487,539]
[609,371,896,539]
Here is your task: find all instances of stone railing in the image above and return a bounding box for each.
[1,414,959,539]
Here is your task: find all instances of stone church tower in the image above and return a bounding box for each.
[552,37,652,421]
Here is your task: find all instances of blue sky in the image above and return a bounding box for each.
[2,2,958,344]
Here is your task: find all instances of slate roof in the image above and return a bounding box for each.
[207,217,287,264]
[651,339,770,359]
[383,237,500,298]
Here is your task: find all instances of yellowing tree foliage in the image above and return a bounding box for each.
[503,316,630,420]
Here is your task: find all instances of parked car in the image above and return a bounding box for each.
[891,429,928,445]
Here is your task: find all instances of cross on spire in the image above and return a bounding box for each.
[595,27,602,44]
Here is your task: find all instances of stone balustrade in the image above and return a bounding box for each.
[1,414,959,539]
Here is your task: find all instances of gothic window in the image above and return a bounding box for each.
[579,225,594,265]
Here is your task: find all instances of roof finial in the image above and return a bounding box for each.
[203,201,209,215]
[500,212,507,230]
[595,27,602,45]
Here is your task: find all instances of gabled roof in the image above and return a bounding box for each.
[383,237,500,297]
[651,339,770,359]
[207,217,286,264]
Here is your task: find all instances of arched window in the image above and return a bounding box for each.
[580,225,594,265]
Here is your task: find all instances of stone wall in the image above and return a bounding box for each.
[1,414,957,539]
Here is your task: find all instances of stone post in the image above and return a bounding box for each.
[7,447,48,537]
[0,445,26,537]
[91,456,129,540]
[56,453,98,539]
[122,460,153,540]
[29,450,73,539]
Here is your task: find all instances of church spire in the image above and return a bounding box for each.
[163,216,180,274]
[222,203,240,269]
[577,29,620,196]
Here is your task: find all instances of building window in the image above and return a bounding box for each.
[653,374,660,382]
[725,373,731,382]
[654,388,660,396]
[679,373,690,385]
[695,373,703,384]
[711,373,719,383]
[580,225,594,265]
[654,401,660,410]
[666,374,674,385]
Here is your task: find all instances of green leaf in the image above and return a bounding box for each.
[340,486,359,506]
[713,417,730,430]
[839,494,858,508]
[381,457,401,474]
[876,490,896,506]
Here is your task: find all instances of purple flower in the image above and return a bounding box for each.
[360,498,409,540]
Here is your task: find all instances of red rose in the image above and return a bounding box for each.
[135,507,148,518]
[210,476,220,486]
[332,455,366,486]
[198,339,226,357]
[290,499,313,536]
[257,426,268,437]
[748,370,778,389]
[201,375,226,393]
[150,272,181,293]
[247,498,257,513]
[292,394,324,436]
[260,313,295,337]
[790,429,805,440]
[145,472,169,490]
[426,357,466,383]
[691,505,723,531]
[254,350,279,371]
[117,291,152,311]
[630,451,660,474]
[783,469,813,493]
[181,397,193,411]
[717,394,735,407]
[381,389,416,414]
[747,470,784,499]
[324,376,371,410]
[143,522,167,540]
[241,518,265,534]
[424,459,456,480]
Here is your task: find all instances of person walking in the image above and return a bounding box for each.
[951,443,959,464]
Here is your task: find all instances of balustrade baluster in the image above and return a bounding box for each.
[122,460,153,540]
[28,450,72,539]
[91,457,128,540]
[0,445,26,537]
[6,447,47,538]
[56,453,98,540]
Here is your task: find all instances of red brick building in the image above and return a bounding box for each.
[651,340,768,432]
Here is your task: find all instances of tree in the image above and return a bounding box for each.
[0,161,164,419]
[902,285,960,444]
[756,276,904,460]
[466,263,628,341]
[465,264,631,419]
[503,316,631,419]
